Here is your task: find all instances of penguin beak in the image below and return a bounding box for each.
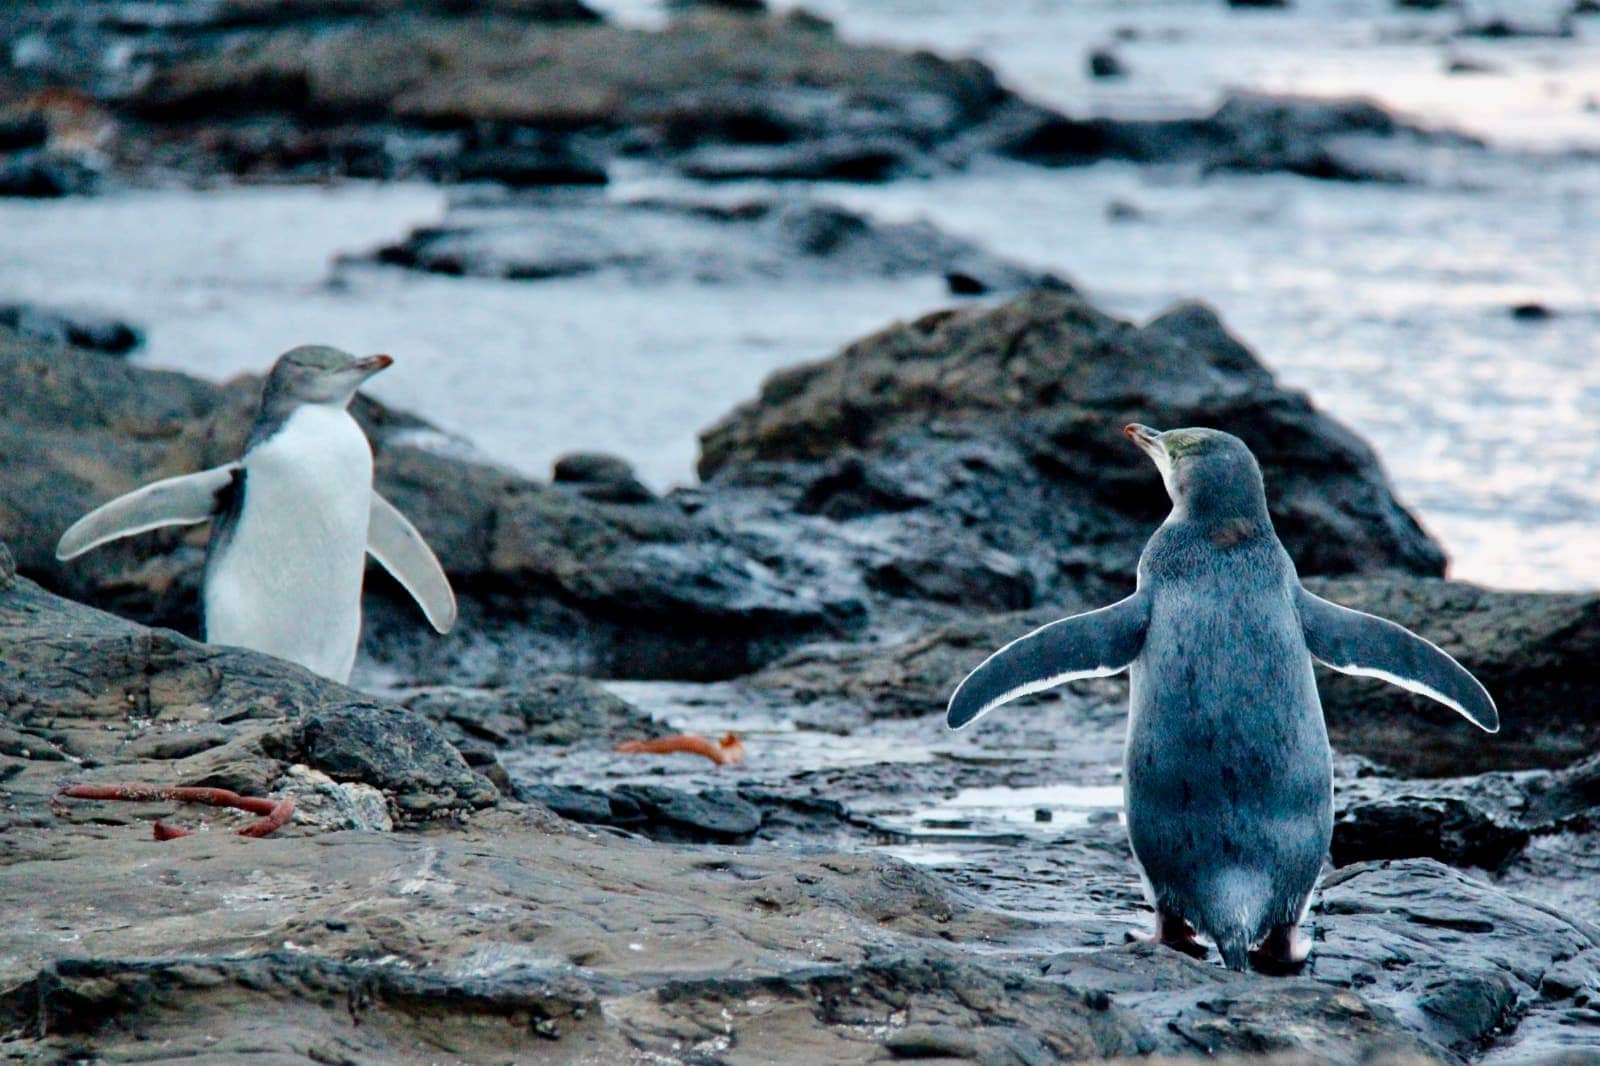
[1123,423,1163,456]
[350,354,394,378]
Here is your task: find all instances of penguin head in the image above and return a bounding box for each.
[1124,424,1268,520]
[262,345,393,408]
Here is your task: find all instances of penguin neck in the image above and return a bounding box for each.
[248,396,356,452]
[1165,485,1272,544]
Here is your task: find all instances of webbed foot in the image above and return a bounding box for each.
[1126,912,1209,960]
[1249,923,1311,975]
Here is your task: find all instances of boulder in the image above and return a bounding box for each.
[0,301,143,353]
[0,572,492,835]
[700,290,1447,621]
[1307,575,1600,775]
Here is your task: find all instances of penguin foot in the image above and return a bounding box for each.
[1126,913,1209,960]
[1248,923,1311,975]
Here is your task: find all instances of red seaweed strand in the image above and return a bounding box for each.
[59,782,295,840]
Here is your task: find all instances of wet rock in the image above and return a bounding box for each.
[1087,47,1128,79]
[521,783,761,843]
[368,195,1061,293]
[0,151,99,197]
[989,91,1474,182]
[105,11,1009,183]
[1306,575,1600,775]
[448,140,608,187]
[1315,859,1600,1057]
[674,135,921,182]
[668,0,767,13]
[551,452,654,503]
[297,705,498,816]
[0,302,143,354]
[0,952,614,1062]
[1333,795,1531,870]
[406,675,665,748]
[1446,55,1500,75]
[700,290,1447,618]
[1106,197,1144,222]
[1461,15,1575,39]
[0,571,488,832]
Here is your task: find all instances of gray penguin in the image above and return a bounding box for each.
[946,424,1497,972]
[57,345,455,683]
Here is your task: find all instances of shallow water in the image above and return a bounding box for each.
[2,0,1596,590]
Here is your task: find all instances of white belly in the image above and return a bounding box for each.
[204,405,373,682]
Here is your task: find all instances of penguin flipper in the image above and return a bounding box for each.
[946,591,1149,730]
[367,492,457,634]
[1296,586,1498,733]
[55,465,239,561]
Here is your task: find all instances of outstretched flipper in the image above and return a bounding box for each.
[947,591,1149,730]
[56,465,239,561]
[1296,586,1498,733]
[367,492,456,634]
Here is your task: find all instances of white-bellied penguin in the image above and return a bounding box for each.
[945,424,1497,972]
[57,345,456,682]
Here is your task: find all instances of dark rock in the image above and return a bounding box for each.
[943,271,987,295]
[1314,860,1600,1056]
[297,706,498,816]
[1105,197,1144,222]
[989,91,1474,183]
[113,12,1009,184]
[0,571,489,823]
[1446,55,1500,75]
[700,290,1448,610]
[450,142,608,187]
[551,452,653,503]
[676,135,920,181]
[367,196,1061,293]
[1306,575,1600,775]
[521,782,762,843]
[1087,47,1128,79]
[1462,15,1574,39]
[551,452,639,485]
[0,115,48,152]
[0,952,610,1058]
[406,675,664,748]
[1512,301,1554,320]
[0,302,143,354]
[0,152,99,197]
[1333,795,1531,870]
[667,0,767,13]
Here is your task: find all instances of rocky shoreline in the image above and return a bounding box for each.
[2,285,1598,1062]
[1,0,1491,196]
[3,2,1598,1061]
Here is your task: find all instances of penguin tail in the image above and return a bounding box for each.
[1215,932,1251,973]
[1205,868,1271,973]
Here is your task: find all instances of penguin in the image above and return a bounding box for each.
[945,424,1497,973]
[56,345,456,683]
